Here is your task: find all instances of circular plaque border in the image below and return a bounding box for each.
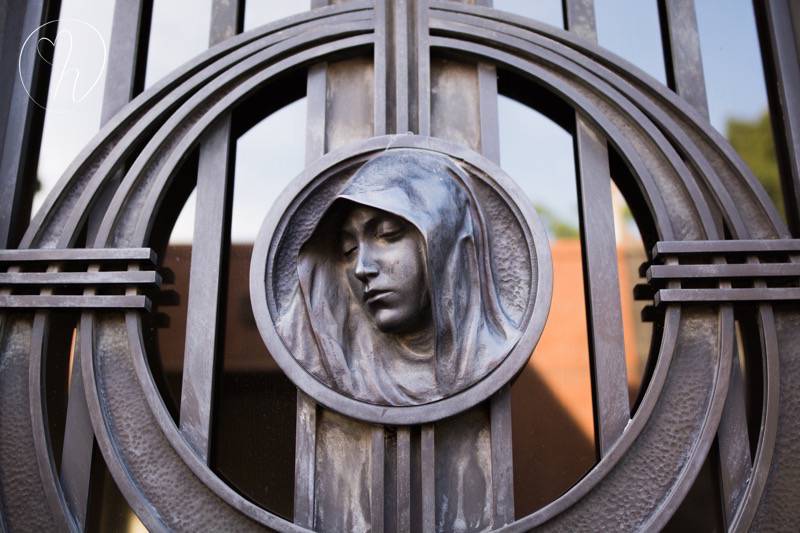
[250,135,552,425]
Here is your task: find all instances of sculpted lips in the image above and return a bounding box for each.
[364,288,394,305]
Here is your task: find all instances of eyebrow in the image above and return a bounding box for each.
[342,209,381,235]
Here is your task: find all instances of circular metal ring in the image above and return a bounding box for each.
[250,135,552,425]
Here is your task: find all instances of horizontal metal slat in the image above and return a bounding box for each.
[647,263,800,280]
[655,288,800,305]
[0,295,151,310]
[0,248,157,264]
[0,271,161,286]
[652,239,800,258]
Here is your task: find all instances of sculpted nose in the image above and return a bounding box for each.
[354,248,378,283]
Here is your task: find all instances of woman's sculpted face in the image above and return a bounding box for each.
[340,204,430,333]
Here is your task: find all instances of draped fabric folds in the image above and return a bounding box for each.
[277,149,520,406]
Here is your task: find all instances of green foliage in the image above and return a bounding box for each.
[534,203,580,239]
[726,111,784,218]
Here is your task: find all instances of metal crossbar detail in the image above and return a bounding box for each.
[644,240,800,305]
[647,263,800,280]
[0,271,160,286]
[0,247,158,310]
[652,239,800,257]
[0,295,151,310]
[655,288,800,305]
[0,247,157,264]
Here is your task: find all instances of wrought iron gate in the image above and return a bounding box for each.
[1,0,799,531]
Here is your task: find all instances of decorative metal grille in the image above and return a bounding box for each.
[0,0,799,531]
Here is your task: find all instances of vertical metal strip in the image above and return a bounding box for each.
[59,0,152,524]
[475,3,513,520]
[59,326,96,528]
[99,0,151,125]
[477,62,499,163]
[178,0,241,463]
[371,427,386,533]
[414,0,431,137]
[377,0,429,136]
[392,0,411,133]
[293,392,317,528]
[396,428,411,532]
[420,425,435,533]
[179,119,234,459]
[658,0,710,119]
[88,0,151,242]
[293,2,330,524]
[564,0,631,457]
[659,1,751,524]
[1,3,64,528]
[374,0,389,136]
[754,0,800,237]
[489,385,514,526]
[562,0,597,42]
[0,0,59,249]
[306,63,328,158]
[718,338,752,524]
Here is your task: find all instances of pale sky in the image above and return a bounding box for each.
[33,0,773,243]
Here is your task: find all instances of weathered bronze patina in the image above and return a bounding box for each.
[276,149,522,405]
[251,136,551,424]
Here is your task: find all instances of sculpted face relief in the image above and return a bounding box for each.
[340,205,430,333]
[269,148,532,406]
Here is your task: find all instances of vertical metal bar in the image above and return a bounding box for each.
[659,1,752,524]
[371,427,386,533]
[293,393,317,527]
[59,330,94,527]
[179,0,242,464]
[414,0,431,137]
[291,29,329,527]
[754,0,800,237]
[306,63,328,157]
[179,119,235,459]
[99,0,151,125]
[474,5,513,520]
[392,0,411,133]
[377,0,429,135]
[718,342,752,525]
[562,0,597,42]
[0,0,59,249]
[574,117,631,455]
[489,385,514,526]
[564,0,631,457]
[58,0,152,524]
[658,0,710,118]
[178,0,241,461]
[396,428,411,533]
[88,0,151,243]
[477,62,499,163]
[420,425,435,533]
[374,0,389,136]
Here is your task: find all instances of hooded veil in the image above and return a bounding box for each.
[277,149,520,406]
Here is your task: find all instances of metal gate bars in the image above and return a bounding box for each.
[0,1,799,531]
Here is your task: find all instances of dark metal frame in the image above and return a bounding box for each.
[0,0,798,531]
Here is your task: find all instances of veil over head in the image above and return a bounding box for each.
[277,149,520,405]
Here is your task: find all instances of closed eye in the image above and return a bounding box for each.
[378,228,404,240]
